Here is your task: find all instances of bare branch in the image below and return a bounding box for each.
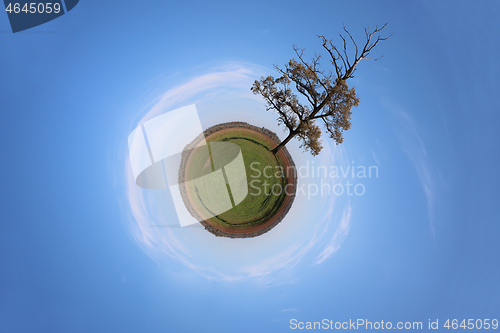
[253,24,390,155]
[343,23,358,61]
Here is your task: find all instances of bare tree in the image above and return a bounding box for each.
[251,24,392,155]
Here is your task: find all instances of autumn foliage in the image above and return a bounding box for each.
[252,24,391,155]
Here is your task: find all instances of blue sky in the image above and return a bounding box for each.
[1,1,499,332]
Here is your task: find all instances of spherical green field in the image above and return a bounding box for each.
[180,124,296,238]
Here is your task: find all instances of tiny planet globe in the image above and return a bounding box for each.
[178,122,297,238]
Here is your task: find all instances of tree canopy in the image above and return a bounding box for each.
[252,24,391,155]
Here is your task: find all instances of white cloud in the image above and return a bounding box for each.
[121,62,353,285]
[390,104,438,237]
[314,205,352,265]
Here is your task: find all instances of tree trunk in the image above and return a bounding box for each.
[272,130,297,155]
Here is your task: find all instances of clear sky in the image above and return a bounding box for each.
[1,1,499,332]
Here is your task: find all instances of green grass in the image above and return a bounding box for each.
[184,129,288,229]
